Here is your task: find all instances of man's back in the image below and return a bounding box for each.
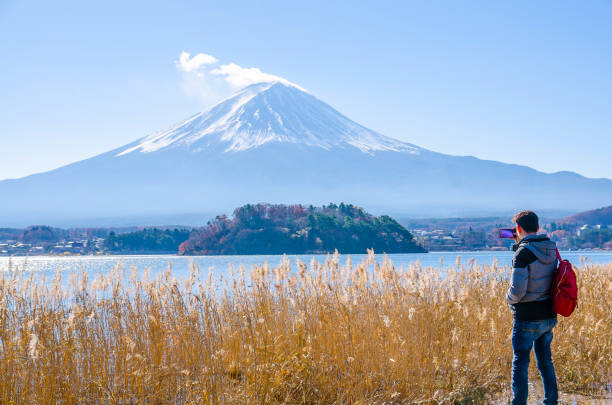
[507,234,558,321]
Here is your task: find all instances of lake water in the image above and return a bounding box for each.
[1,251,611,283]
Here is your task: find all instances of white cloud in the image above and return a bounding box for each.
[210,63,293,88]
[176,51,304,106]
[177,51,218,73]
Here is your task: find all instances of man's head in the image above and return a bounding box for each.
[512,210,539,239]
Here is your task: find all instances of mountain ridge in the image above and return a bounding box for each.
[1,80,611,227]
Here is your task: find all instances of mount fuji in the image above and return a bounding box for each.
[2,81,611,226]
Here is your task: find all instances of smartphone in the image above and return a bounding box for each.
[499,228,517,239]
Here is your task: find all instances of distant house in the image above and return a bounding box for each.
[577,224,590,236]
[577,224,607,235]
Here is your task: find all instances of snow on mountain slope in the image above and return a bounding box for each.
[117,81,421,155]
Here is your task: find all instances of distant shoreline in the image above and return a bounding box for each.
[2,248,612,259]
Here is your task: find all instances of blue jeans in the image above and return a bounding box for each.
[511,318,558,405]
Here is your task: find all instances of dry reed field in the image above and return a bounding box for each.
[0,252,610,404]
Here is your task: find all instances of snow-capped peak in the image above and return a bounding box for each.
[117,81,420,156]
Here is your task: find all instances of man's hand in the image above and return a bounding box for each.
[511,227,521,251]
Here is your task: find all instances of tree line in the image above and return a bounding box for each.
[178,203,426,255]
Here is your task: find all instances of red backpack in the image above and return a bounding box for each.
[551,248,578,317]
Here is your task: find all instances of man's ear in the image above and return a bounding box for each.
[516,224,523,234]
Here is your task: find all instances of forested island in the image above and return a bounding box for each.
[179,203,426,255]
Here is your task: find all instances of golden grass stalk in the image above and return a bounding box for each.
[0,252,609,403]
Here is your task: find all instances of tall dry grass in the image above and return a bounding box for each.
[0,252,609,403]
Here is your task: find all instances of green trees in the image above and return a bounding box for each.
[179,203,426,255]
[104,228,191,253]
[569,228,612,249]
[20,225,67,243]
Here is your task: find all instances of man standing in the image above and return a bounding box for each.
[507,210,558,405]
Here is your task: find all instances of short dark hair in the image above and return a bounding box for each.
[512,210,539,233]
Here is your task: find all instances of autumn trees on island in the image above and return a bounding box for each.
[178,203,425,255]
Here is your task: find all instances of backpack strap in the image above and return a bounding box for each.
[555,247,562,262]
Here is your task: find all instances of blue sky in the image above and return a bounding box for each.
[1,1,611,180]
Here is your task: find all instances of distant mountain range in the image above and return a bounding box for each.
[1,80,611,227]
[562,205,612,225]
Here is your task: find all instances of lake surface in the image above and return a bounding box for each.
[1,251,611,283]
